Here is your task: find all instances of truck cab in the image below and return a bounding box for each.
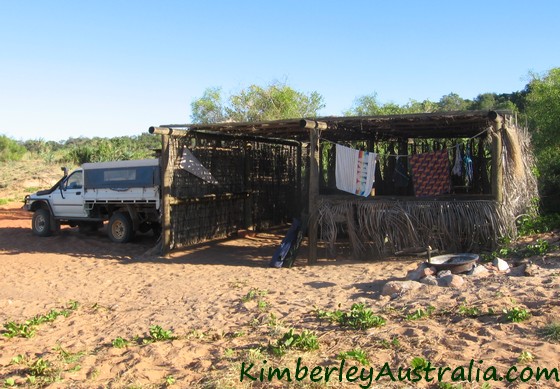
[24,159,161,243]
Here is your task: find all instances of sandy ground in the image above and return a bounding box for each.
[1,202,560,389]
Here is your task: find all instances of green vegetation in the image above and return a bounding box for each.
[379,336,401,349]
[517,213,560,236]
[410,356,429,370]
[2,321,36,338]
[518,350,534,364]
[144,325,176,343]
[503,307,531,323]
[337,348,370,365]
[1,133,159,167]
[111,336,130,348]
[164,375,176,386]
[525,68,560,213]
[406,305,436,320]
[2,301,79,339]
[316,303,386,330]
[241,288,268,302]
[457,304,483,318]
[269,328,319,356]
[0,135,27,162]
[8,355,62,387]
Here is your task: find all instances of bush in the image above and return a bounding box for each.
[517,213,560,235]
[0,135,26,162]
[536,146,560,214]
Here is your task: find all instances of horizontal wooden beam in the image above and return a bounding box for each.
[300,119,328,130]
[149,126,188,136]
[169,192,250,205]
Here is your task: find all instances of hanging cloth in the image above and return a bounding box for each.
[409,149,451,197]
[463,145,473,186]
[335,144,377,197]
[452,144,463,177]
[179,147,219,185]
[393,156,410,189]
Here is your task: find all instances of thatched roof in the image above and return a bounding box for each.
[151,110,513,142]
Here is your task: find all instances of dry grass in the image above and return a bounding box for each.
[0,159,62,203]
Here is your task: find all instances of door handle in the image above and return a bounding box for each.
[76,192,81,195]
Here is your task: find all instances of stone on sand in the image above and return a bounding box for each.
[382,280,422,296]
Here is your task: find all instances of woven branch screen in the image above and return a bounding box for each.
[317,198,507,258]
[166,132,301,249]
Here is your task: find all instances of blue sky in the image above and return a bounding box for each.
[1,0,559,141]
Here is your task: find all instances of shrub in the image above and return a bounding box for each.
[270,328,319,356]
[317,303,386,330]
[0,135,26,162]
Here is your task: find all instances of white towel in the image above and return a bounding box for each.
[335,144,377,196]
[179,148,219,185]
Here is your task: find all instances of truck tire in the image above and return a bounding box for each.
[32,208,53,237]
[108,212,134,243]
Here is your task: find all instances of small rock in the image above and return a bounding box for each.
[437,270,452,278]
[382,280,422,296]
[406,263,429,281]
[422,267,436,278]
[524,263,539,277]
[493,257,510,272]
[508,264,527,277]
[468,264,490,277]
[438,274,465,288]
[419,275,438,286]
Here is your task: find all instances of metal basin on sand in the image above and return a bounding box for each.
[427,253,479,274]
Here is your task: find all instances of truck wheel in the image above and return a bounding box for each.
[32,208,53,237]
[108,212,134,243]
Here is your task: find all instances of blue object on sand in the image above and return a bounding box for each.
[270,218,302,268]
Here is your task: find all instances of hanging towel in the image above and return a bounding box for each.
[409,149,451,197]
[452,144,462,177]
[179,148,219,185]
[335,144,377,196]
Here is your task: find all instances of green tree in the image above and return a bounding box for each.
[190,81,325,123]
[437,92,471,111]
[471,93,497,110]
[191,87,227,124]
[406,99,439,113]
[469,92,521,112]
[525,68,560,149]
[345,93,408,116]
[525,68,560,212]
[346,93,440,116]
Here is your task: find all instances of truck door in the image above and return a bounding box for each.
[50,170,88,218]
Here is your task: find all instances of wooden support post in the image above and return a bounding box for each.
[161,134,172,256]
[490,113,503,203]
[307,126,322,265]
